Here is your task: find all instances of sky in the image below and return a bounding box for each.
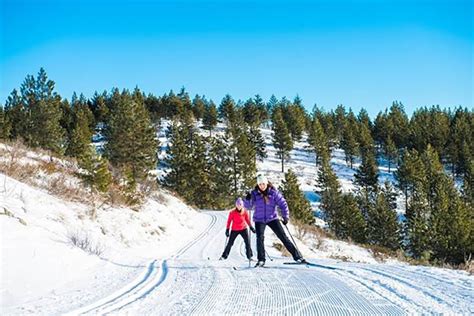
[1,0,472,117]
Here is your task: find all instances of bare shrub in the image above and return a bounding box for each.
[460,258,473,275]
[67,230,105,256]
[273,242,291,257]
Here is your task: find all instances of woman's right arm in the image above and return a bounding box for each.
[243,191,255,210]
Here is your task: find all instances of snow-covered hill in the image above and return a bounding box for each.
[1,130,473,314]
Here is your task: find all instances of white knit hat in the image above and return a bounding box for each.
[256,173,268,185]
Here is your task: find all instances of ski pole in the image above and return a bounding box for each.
[283,220,302,256]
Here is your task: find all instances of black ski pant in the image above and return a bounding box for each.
[222,228,253,259]
[255,219,302,262]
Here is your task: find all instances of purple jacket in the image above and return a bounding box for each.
[244,186,290,223]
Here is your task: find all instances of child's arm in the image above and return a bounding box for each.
[226,211,233,229]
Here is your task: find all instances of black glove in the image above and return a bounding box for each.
[225,228,230,237]
[282,218,288,225]
[250,226,256,233]
[245,192,252,201]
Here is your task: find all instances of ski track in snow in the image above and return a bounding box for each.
[62,211,472,315]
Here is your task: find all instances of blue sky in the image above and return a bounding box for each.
[1,0,472,117]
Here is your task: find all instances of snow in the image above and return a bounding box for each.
[1,125,473,314]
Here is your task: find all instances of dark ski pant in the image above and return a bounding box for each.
[255,219,302,262]
[222,229,253,259]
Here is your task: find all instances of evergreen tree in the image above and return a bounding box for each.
[192,94,206,121]
[279,169,314,225]
[354,149,379,193]
[337,193,367,243]
[0,105,12,140]
[14,68,66,154]
[226,115,256,195]
[395,148,425,212]
[218,94,236,123]
[162,121,194,195]
[404,181,431,260]
[188,134,213,208]
[104,91,157,180]
[202,100,218,136]
[282,97,307,141]
[4,89,25,140]
[388,101,409,149]
[208,135,234,208]
[367,182,400,250]
[316,153,342,230]
[66,103,94,160]
[90,91,109,124]
[79,145,112,194]
[357,108,372,131]
[385,136,398,173]
[248,125,267,161]
[463,160,474,205]
[340,120,358,168]
[307,114,328,166]
[333,104,346,145]
[30,97,65,154]
[429,174,473,264]
[272,108,293,172]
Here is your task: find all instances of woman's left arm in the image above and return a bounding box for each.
[274,190,290,220]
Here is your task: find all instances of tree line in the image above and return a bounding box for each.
[1,68,472,265]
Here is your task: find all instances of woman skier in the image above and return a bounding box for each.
[244,173,306,267]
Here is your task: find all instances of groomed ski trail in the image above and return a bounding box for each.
[71,211,472,315]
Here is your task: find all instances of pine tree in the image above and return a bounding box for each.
[188,134,213,208]
[337,193,367,243]
[0,105,12,140]
[279,169,314,225]
[316,153,342,230]
[90,91,109,124]
[388,101,409,149]
[282,97,307,141]
[208,135,234,208]
[307,114,328,166]
[429,174,472,264]
[30,97,65,154]
[192,94,206,121]
[395,148,425,212]
[354,150,379,193]
[202,101,218,136]
[18,68,66,154]
[104,90,157,180]
[404,181,431,260]
[66,103,94,161]
[333,105,346,145]
[272,108,293,172]
[248,125,267,161]
[4,89,25,140]
[226,115,256,195]
[341,120,358,168]
[162,121,194,195]
[463,160,474,205]
[367,182,400,250]
[385,136,398,173]
[218,94,236,123]
[79,145,112,194]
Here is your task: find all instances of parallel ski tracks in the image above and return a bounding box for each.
[69,213,219,315]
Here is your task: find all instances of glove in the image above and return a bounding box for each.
[250,226,256,233]
[282,218,288,225]
[225,228,230,237]
[245,192,252,201]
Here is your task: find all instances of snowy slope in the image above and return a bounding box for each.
[1,126,473,315]
[0,172,209,314]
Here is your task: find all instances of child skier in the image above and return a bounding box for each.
[220,198,256,260]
